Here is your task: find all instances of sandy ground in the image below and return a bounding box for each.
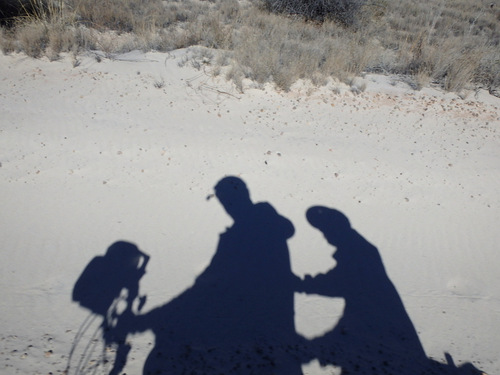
[1,49,499,375]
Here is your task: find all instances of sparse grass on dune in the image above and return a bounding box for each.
[0,0,499,94]
[379,0,500,93]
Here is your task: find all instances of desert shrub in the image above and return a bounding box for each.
[16,0,65,23]
[381,0,500,93]
[229,10,381,91]
[0,26,16,53]
[46,22,77,59]
[67,0,211,33]
[261,0,366,26]
[69,0,136,31]
[188,14,234,49]
[476,50,500,94]
[0,0,47,26]
[5,0,80,58]
[17,21,48,57]
[2,0,499,95]
[1,1,23,25]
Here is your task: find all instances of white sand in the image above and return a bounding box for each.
[1,49,499,374]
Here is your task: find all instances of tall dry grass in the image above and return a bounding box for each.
[1,0,499,94]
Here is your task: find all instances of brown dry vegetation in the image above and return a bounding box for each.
[1,0,499,94]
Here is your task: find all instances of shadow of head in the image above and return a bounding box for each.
[72,241,148,316]
[214,176,253,220]
[306,206,351,246]
[105,241,147,269]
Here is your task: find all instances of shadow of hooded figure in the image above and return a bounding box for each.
[70,241,149,375]
[300,206,486,375]
[141,176,306,374]
[300,206,429,374]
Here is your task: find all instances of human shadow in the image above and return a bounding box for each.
[69,241,149,375]
[300,206,485,375]
[69,193,486,375]
[84,176,308,374]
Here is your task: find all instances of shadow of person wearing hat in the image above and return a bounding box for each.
[138,176,306,374]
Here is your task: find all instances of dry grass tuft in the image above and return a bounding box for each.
[0,26,16,53]
[17,21,48,57]
[1,0,499,94]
